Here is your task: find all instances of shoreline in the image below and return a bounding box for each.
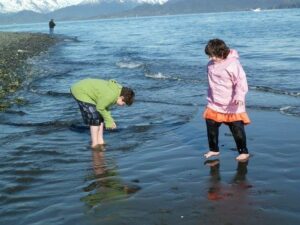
[0,31,59,110]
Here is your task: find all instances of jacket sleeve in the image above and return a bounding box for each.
[228,61,248,102]
[96,98,115,128]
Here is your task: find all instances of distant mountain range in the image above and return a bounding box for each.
[0,0,299,25]
[0,0,166,13]
[113,0,300,17]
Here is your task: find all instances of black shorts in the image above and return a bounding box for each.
[75,99,104,126]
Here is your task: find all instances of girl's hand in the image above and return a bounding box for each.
[234,100,244,106]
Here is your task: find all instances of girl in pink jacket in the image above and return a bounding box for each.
[203,39,250,162]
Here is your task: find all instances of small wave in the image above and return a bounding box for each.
[15,176,39,183]
[145,72,183,81]
[14,168,54,176]
[70,120,189,137]
[116,61,144,69]
[247,105,279,111]
[280,106,292,111]
[3,185,30,194]
[70,124,129,133]
[62,35,80,43]
[252,86,300,97]
[2,120,74,128]
[55,60,102,66]
[69,124,89,133]
[46,91,71,97]
[70,124,152,134]
[145,72,203,84]
[49,158,81,164]
[145,72,168,79]
[280,106,300,117]
[4,110,27,115]
[0,130,36,145]
[27,89,71,97]
[138,99,199,107]
[248,105,300,117]
[19,149,62,156]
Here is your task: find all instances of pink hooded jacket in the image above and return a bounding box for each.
[206,49,248,114]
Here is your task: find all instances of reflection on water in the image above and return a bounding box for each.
[205,160,252,201]
[81,146,140,207]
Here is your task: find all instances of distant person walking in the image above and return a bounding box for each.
[49,19,56,35]
[203,39,251,162]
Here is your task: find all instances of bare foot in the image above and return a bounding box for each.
[91,143,98,149]
[91,144,105,151]
[236,153,250,162]
[98,138,105,145]
[204,151,220,159]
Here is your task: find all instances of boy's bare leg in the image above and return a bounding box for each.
[90,125,99,148]
[97,123,105,145]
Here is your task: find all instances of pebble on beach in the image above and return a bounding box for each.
[0,32,59,110]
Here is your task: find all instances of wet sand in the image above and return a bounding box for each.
[2,103,299,224]
[0,32,58,110]
[102,108,300,225]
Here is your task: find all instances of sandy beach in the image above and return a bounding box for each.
[0,32,58,110]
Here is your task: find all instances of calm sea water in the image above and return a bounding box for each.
[0,9,300,225]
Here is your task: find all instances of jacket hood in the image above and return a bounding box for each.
[207,49,240,69]
[227,49,239,59]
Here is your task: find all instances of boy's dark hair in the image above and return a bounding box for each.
[120,87,135,106]
[205,39,230,59]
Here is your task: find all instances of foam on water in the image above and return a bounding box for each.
[252,86,300,97]
[144,72,183,81]
[116,61,144,69]
[280,105,300,116]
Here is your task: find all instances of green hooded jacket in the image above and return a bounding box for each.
[71,79,122,128]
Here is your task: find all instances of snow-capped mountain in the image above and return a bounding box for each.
[0,0,168,14]
[0,0,81,13]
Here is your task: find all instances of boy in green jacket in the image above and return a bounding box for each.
[71,78,135,148]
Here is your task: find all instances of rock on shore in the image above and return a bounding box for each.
[0,32,59,110]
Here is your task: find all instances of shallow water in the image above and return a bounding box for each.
[1,8,300,225]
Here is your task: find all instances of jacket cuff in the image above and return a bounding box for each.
[104,119,114,128]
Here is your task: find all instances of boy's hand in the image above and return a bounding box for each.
[107,122,117,130]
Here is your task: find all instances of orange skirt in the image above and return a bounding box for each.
[203,107,251,125]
